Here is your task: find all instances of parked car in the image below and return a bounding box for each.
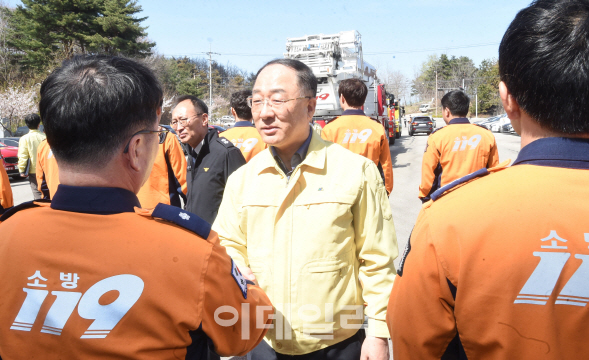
[474,116,498,129]
[0,137,19,147]
[480,117,500,130]
[409,116,434,136]
[209,125,226,134]
[0,141,19,178]
[14,125,44,137]
[419,104,431,113]
[490,115,511,132]
[502,123,514,133]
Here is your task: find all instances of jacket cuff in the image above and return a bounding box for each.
[366,318,390,338]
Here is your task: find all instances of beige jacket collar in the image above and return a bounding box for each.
[255,130,327,175]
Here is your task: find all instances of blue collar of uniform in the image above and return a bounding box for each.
[270,126,312,173]
[233,120,254,128]
[449,118,470,125]
[513,137,589,169]
[51,185,141,214]
[341,109,366,116]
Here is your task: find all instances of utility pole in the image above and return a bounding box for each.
[206,44,220,114]
[435,70,438,117]
[475,89,478,119]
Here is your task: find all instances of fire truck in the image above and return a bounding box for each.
[284,31,395,144]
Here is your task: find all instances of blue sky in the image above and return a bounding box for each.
[8,0,533,78]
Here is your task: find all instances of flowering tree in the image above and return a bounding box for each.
[204,94,229,122]
[0,86,37,135]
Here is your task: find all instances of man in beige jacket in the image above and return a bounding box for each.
[213,58,398,360]
[18,113,46,199]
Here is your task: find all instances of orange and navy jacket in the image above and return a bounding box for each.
[36,140,59,199]
[419,118,498,201]
[0,160,13,212]
[388,137,589,359]
[0,185,272,359]
[321,109,394,193]
[137,131,187,209]
[221,121,267,163]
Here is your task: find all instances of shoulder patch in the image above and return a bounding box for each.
[217,137,236,149]
[230,260,248,299]
[430,160,510,202]
[0,199,51,222]
[151,203,211,239]
[473,123,491,131]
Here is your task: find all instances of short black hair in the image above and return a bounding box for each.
[230,90,252,121]
[171,95,208,115]
[441,90,470,117]
[338,78,367,107]
[256,58,317,97]
[24,113,41,129]
[499,0,589,134]
[39,55,163,168]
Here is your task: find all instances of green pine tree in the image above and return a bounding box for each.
[86,0,154,57]
[7,0,153,74]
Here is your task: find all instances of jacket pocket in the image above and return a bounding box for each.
[294,256,361,338]
[249,261,273,301]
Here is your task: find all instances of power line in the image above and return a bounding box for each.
[162,41,500,59]
[364,42,500,55]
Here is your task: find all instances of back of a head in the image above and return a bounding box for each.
[500,0,589,134]
[441,90,470,117]
[256,58,317,97]
[39,55,163,169]
[338,78,368,107]
[230,90,253,121]
[24,113,41,130]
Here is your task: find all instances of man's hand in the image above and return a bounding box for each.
[240,266,259,286]
[360,336,390,360]
[20,173,28,178]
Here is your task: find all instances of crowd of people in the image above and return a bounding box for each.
[0,0,588,359]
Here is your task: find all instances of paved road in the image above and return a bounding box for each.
[390,118,521,269]
[9,176,35,204]
[9,121,522,360]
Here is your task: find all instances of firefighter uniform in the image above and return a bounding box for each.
[220,121,267,163]
[0,185,272,359]
[321,109,394,193]
[36,140,59,199]
[0,161,13,211]
[137,131,188,208]
[419,117,499,202]
[388,137,589,359]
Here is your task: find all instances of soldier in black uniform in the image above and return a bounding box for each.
[171,95,245,224]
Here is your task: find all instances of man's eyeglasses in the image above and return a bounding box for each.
[247,96,312,110]
[170,113,204,129]
[123,128,169,153]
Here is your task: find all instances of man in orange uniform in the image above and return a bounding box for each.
[321,78,394,193]
[37,130,187,208]
[388,1,589,358]
[0,160,13,211]
[136,128,187,208]
[418,90,498,202]
[0,55,272,359]
[221,90,267,162]
[36,139,59,199]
